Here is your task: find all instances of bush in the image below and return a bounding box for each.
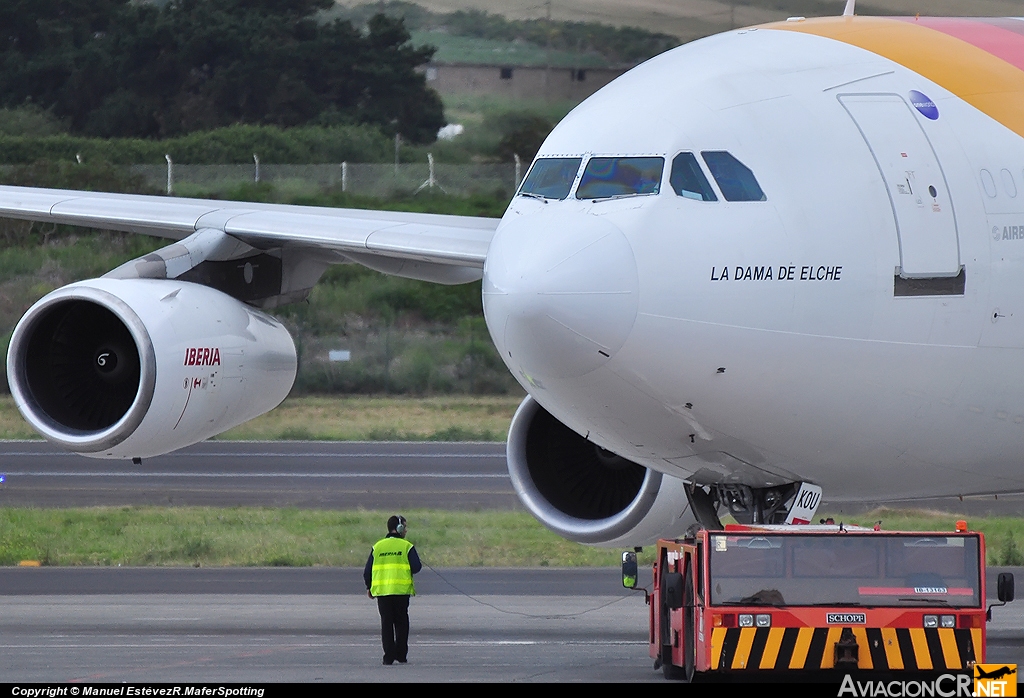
[1001,532,1024,566]
[0,158,159,194]
[494,113,554,162]
[288,327,517,397]
[0,106,66,137]
[0,124,393,165]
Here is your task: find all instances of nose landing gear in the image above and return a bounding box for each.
[685,482,822,528]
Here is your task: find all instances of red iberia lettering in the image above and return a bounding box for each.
[183,348,221,366]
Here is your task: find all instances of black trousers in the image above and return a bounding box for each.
[377,595,410,663]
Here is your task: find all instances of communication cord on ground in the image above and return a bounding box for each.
[423,561,631,619]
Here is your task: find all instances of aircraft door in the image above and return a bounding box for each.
[839,94,961,279]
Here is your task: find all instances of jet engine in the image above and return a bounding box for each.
[507,396,697,546]
[7,278,296,459]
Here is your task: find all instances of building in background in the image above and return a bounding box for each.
[422,62,629,101]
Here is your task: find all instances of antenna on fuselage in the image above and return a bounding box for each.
[843,0,856,16]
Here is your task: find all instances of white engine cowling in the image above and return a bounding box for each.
[7,278,296,458]
[507,395,697,547]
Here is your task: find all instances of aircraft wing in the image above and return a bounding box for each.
[0,185,498,270]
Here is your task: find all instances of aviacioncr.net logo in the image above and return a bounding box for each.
[974,664,1017,697]
[838,674,973,697]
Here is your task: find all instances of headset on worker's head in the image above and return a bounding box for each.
[392,514,407,537]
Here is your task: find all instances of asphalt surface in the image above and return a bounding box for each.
[0,568,654,683]
[3,439,1024,516]
[0,592,655,683]
[0,567,1022,683]
[0,440,516,510]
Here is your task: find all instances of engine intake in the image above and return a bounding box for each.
[507,395,696,546]
[26,300,147,431]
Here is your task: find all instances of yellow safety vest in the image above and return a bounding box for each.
[370,537,415,596]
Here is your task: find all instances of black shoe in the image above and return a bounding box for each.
[383,659,394,665]
[397,659,407,664]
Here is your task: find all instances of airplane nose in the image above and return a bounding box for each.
[483,210,639,381]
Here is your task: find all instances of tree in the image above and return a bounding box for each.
[0,0,444,143]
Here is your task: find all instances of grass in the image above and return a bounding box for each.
[3,505,1024,568]
[0,394,523,441]
[824,507,1024,566]
[0,507,633,567]
[216,395,522,441]
[0,396,50,439]
[0,231,164,285]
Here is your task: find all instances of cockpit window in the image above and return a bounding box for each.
[575,157,664,200]
[701,151,766,201]
[519,158,582,200]
[670,152,717,201]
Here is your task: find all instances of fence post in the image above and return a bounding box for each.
[253,154,260,183]
[514,153,522,189]
[415,153,445,194]
[394,134,401,176]
[164,154,173,195]
[342,162,347,192]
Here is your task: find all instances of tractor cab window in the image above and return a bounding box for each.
[709,533,981,608]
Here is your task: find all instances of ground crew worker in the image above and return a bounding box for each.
[364,514,421,665]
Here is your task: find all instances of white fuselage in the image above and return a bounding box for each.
[482,27,1024,502]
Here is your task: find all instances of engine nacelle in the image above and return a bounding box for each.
[507,395,697,546]
[7,278,296,458]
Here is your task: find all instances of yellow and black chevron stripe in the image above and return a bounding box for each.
[710,627,981,671]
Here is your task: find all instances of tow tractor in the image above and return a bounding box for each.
[622,520,1015,680]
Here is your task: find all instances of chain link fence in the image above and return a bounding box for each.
[130,161,520,198]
